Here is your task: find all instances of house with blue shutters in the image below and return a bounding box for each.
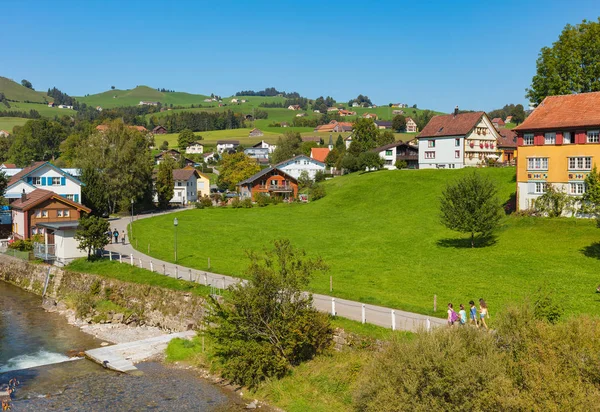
[5,161,83,204]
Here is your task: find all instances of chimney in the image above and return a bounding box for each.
[454,106,459,117]
[21,189,26,202]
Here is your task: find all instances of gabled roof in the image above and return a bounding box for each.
[492,117,505,125]
[217,140,240,145]
[371,140,418,153]
[0,163,17,169]
[187,141,204,147]
[418,112,485,138]
[154,149,181,159]
[152,125,167,132]
[10,189,91,213]
[310,148,330,163]
[496,128,517,148]
[7,161,83,187]
[275,154,325,168]
[173,169,199,181]
[374,121,392,127]
[237,167,297,186]
[514,92,600,131]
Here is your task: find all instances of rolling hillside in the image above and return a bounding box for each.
[76,86,210,108]
[0,76,49,103]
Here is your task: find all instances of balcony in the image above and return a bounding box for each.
[258,185,293,192]
[34,243,56,261]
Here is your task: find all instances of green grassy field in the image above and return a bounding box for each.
[76,86,211,108]
[131,168,600,318]
[0,76,49,103]
[0,117,28,132]
[0,101,76,118]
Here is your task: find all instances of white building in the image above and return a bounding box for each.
[185,142,204,154]
[252,140,277,154]
[372,141,419,170]
[216,140,240,154]
[275,155,326,180]
[154,169,199,205]
[5,161,83,203]
[417,110,500,169]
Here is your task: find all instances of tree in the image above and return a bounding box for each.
[272,131,302,164]
[111,86,116,90]
[335,134,345,150]
[376,130,395,147]
[159,140,169,150]
[21,79,33,89]
[582,166,600,216]
[155,156,175,209]
[440,171,503,247]
[526,19,600,106]
[0,171,7,205]
[349,118,379,156]
[8,119,67,165]
[217,152,260,191]
[534,184,574,217]
[392,114,407,132]
[413,109,436,131]
[177,129,196,151]
[80,167,108,217]
[207,239,331,388]
[75,215,110,259]
[358,151,384,171]
[297,170,312,190]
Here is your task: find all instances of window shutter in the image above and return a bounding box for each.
[61,177,66,186]
[528,182,535,194]
[27,176,32,184]
[74,194,79,203]
[41,177,46,186]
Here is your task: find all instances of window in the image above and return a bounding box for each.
[570,182,585,195]
[385,150,393,156]
[527,157,548,170]
[588,130,600,143]
[385,160,393,165]
[57,210,63,217]
[568,157,592,170]
[425,151,435,159]
[523,133,534,145]
[534,182,547,194]
[177,182,182,187]
[428,140,435,148]
[32,177,41,185]
[63,210,70,217]
[455,139,460,147]
[544,132,556,144]
[65,194,75,201]
[41,210,48,218]
[51,177,61,185]
[35,209,41,218]
[563,132,572,144]
[455,150,460,158]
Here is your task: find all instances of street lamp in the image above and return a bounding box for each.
[174,217,178,263]
[130,198,134,241]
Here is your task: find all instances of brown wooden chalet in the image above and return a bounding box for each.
[237,167,298,201]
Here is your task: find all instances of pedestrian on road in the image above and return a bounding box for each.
[479,298,489,330]
[106,229,112,243]
[458,304,467,326]
[121,230,126,245]
[469,300,478,327]
[113,229,119,244]
[447,303,458,326]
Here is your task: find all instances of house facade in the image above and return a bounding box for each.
[513,92,600,212]
[197,171,211,198]
[418,111,500,169]
[154,150,195,166]
[253,140,276,153]
[153,168,199,205]
[152,125,168,134]
[372,141,419,170]
[497,128,517,164]
[275,155,326,180]
[249,128,264,137]
[237,167,298,201]
[216,140,240,154]
[405,117,418,133]
[185,142,204,154]
[5,162,83,203]
[244,147,270,163]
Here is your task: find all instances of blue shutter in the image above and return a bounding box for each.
[27,177,32,184]
[74,194,79,203]
[61,177,66,186]
[41,177,47,186]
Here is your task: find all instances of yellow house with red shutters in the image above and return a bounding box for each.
[514,92,600,212]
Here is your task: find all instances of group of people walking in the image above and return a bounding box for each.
[1,378,19,410]
[106,228,126,245]
[447,299,489,329]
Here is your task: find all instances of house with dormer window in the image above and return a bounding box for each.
[5,161,83,203]
[274,155,326,180]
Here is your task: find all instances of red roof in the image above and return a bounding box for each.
[8,161,46,186]
[492,118,505,125]
[1,163,17,169]
[514,92,600,131]
[496,128,517,148]
[10,188,91,213]
[310,148,330,163]
[418,112,485,139]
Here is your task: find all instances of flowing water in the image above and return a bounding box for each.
[0,281,243,410]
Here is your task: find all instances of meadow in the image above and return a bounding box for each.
[76,85,210,108]
[0,117,28,133]
[131,167,600,318]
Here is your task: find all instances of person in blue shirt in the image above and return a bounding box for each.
[458,304,467,326]
[469,300,478,327]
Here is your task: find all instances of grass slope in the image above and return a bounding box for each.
[76,86,210,108]
[0,117,28,132]
[132,168,600,318]
[0,101,76,118]
[0,77,48,103]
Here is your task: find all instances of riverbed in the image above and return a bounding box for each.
[0,281,243,410]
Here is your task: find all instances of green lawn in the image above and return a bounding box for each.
[0,101,76,117]
[0,117,28,132]
[132,168,600,318]
[76,85,210,109]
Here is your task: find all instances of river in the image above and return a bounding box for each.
[0,281,243,411]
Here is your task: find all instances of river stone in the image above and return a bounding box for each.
[113,313,124,323]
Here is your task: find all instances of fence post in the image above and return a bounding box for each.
[426,318,431,332]
[361,304,366,324]
[391,310,396,331]
[208,257,210,269]
[109,251,112,261]
[150,261,154,272]
[222,277,226,289]
[130,254,133,266]
[139,258,142,268]
[189,269,192,281]
[119,253,122,264]
[204,273,208,286]
[175,266,178,279]
[163,264,166,275]
[434,294,437,312]
[330,275,332,292]
[331,298,336,316]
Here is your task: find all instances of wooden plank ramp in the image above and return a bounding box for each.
[85,331,195,374]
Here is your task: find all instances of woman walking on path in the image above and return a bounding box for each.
[113,229,119,244]
[121,230,126,245]
[458,304,467,326]
[447,303,458,326]
[479,298,490,330]
[469,300,478,327]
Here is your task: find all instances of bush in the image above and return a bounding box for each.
[241,198,253,208]
[395,160,408,169]
[159,140,169,150]
[231,198,242,208]
[270,196,282,205]
[254,193,271,207]
[8,239,34,251]
[534,184,575,217]
[310,184,326,201]
[314,170,326,182]
[195,195,213,209]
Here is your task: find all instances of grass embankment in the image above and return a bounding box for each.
[0,117,28,132]
[67,259,213,297]
[132,167,600,318]
[0,76,49,103]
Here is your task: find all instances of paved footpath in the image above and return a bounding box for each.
[105,210,445,332]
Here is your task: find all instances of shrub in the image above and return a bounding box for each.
[534,184,575,217]
[159,140,169,150]
[270,196,282,205]
[231,198,242,208]
[8,239,34,251]
[241,198,253,208]
[196,195,213,209]
[310,184,326,201]
[395,160,408,169]
[254,193,271,207]
[314,170,326,183]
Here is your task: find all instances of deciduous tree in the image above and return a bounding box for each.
[155,156,175,209]
[582,166,600,217]
[177,129,196,151]
[349,118,379,156]
[376,130,395,147]
[75,215,110,259]
[392,114,407,132]
[21,79,33,89]
[217,152,260,191]
[440,171,503,247]
[272,131,302,164]
[8,119,67,165]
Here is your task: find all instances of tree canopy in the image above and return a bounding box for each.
[217,152,260,191]
[177,129,196,151]
[8,119,67,166]
[21,79,33,89]
[75,215,110,259]
[526,18,600,106]
[272,131,303,164]
[155,156,176,209]
[392,114,406,132]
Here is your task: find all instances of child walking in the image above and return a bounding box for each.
[458,304,467,326]
[469,300,478,327]
[479,298,490,330]
[447,303,458,326]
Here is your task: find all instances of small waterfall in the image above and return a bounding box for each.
[0,350,80,373]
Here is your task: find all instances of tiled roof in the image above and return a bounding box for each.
[10,188,91,213]
[310,148,330,163]
[418,112,485,138]
[7,161,46,186]
[492,118,505,124]
[275,154,325,168]
[238,167,297,185]
[371,140,418,153]
[1,163,17,169]
[172,169,199,181]
[217,140,240,144]
[496,128,517,148]
[514,92,600,131]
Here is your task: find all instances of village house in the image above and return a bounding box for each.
[372,141,419,170]
[327,107,339,112]
[237,167,298,201]
[339,109,357,117]
[185,141,204,154]
[497,128,517,164]
[288,104,301,110]
[0,130,11,137]
[244,147,270,164]
[405,117,418,133]
[310,147,330,164]
[374,121,392,130]
[231,98,239,103]
[58,104,73,109]
[296,113,307,117]
[202,152,216,163]
[253,140,277,154]
[362,113,378,120]
[492,118,506,129]
[47,102,55,107]
[216,140,240,154]
[275,155,326,180]
[505,115,513,124]
[392,110,404,115]
[154,149,195,167]
[153,168,200,206]
[345,134,353,149]
[11,189,91,266]
[139,101,159,106]
[249,128,264,137]
[513,91,600,212]
[392,103,408,108]
[96,106,102,112]
[152,125,168,134]
[280,121,289,127]
[417,108,500,169]
[314,120,353,133]
[203,98,213,102]
[352,102,360,107]
[5,161,83,203]
[196,171,211,198]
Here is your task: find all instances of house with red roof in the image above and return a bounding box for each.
[405,117,418,133]
[492,118,506,129]
[417,107,501,169]
[310,147,330,163]
[0,130,10,137]
[513,91,600,212]
[496,128,517,164]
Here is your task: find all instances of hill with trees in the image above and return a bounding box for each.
[0,76,49,103]
[76,85,211,108]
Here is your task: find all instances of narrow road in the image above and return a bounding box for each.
[104,210,445,332]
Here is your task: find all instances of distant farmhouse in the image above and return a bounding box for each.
[185,141,204,154]
[405,117,418,133]
[249,128,264,137]
[216,140,240,154]
[288,104,301,110]
[139,101,159,106]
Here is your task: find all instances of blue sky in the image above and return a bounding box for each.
[3,0,600,112]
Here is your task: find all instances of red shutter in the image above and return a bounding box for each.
[576,130,586,144]
[556,132,563,145]
[517,135,524,146]
[535,133,544,145]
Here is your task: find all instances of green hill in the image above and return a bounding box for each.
[132,168,600,318]
[0,76,49,103]
[76,86,210,108]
